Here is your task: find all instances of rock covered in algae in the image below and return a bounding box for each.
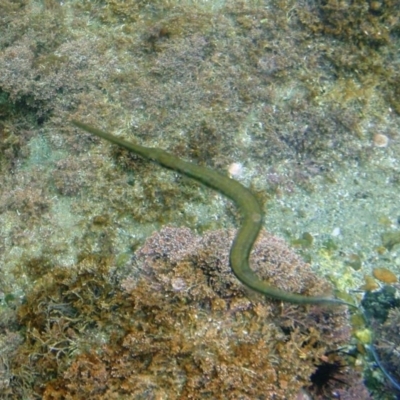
[117,226,353,399]
[361,284,400,398]
[1,227,370,399]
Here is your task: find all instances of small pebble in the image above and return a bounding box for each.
[372,267,398,283]
[360,275,379,291]
[228,162,243,178]
[373,133,389,148]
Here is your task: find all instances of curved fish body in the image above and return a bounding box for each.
[72,119,354,307]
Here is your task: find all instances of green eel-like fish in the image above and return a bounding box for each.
[72,119,355,307]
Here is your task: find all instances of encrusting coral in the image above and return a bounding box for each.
[1,226,361,399]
